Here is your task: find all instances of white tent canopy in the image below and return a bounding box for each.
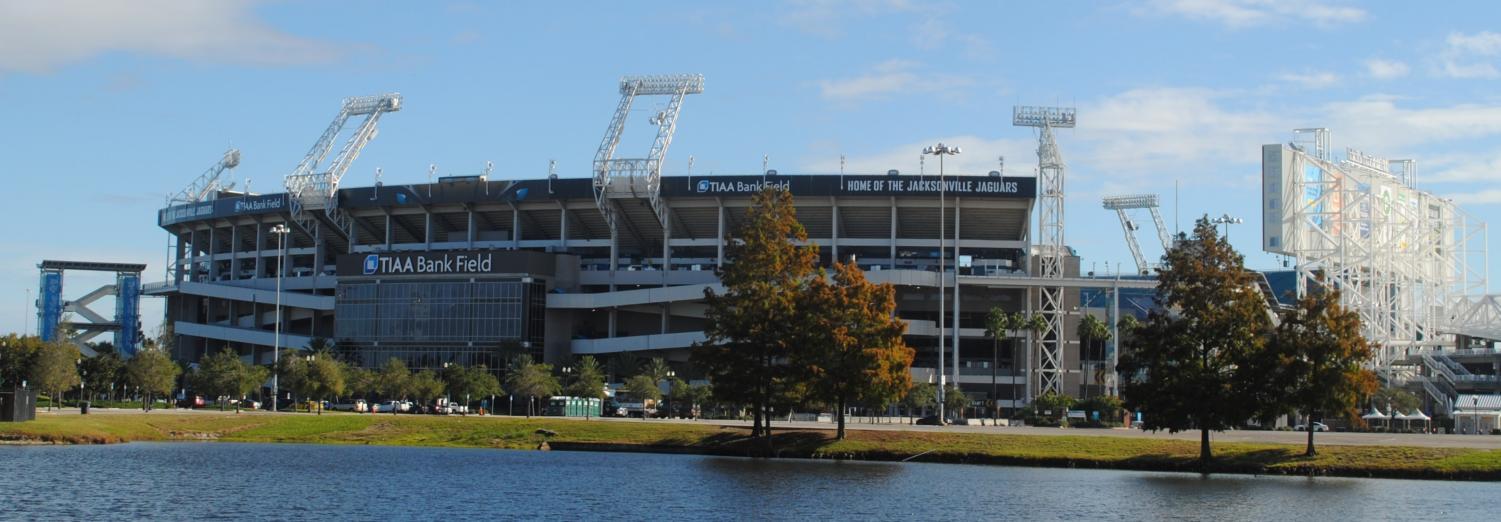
[1395,411,1430,421]
[1362,408,1389,420]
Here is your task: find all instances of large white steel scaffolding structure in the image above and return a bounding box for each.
[1263,128,1489,368]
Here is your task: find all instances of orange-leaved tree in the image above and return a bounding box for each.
[1270,288,1378,456]
[795,260,914,440]
[695,186,819,443]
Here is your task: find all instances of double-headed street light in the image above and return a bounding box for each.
[923,142,960,423]
[270,223,290,412]
[1211,213,1243,241]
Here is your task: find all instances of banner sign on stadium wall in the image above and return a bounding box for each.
[337,249,558,277]
[158,194,288,226]
[660,174,1036,198]
[38,271,62,342]
[114,273,141,356]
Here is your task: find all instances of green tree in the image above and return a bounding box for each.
[506,356,560,417]
[376,358,413,413]
[194,348,260,412]
[696,186,819,443]
[796,260,914,439]
[985,308,1026,418]
[903,382,937,421]
[1078,314,1111,360]
[1118,218,1274,469]
[409,370,446,406]
[943,384,970,420]
[126,346,180,411]
[1371,386,1420,417]
[31,341,80,410]
[1269,289,1378,456]
[80,350,124,402]
[564,356,606,401]
[276,349,309,410]
[1077,314,1112,397]
[444,365,503,409]
[624,374,663,407]
[667,377,710,418]
[1,335,44,389]
[642,357,673,386]
[344,366,376,403]
[305,354,346,415]
[1027,391,1076,426]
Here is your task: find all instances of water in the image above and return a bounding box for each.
[0,443,1491,520]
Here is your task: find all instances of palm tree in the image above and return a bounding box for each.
[1019,313,1048,408]
[1077,315,1112,399]
[984,307,1025,420]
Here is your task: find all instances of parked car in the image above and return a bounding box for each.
[177,395,205,409]
[329,400,368,413]
[915,415,946,426]
[374,401,413,413]
[1294,422,1329,432]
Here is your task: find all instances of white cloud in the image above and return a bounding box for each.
[1446,189,1501,205]
[0,0,340,73]
[1421,152,1501,185]
[1140,0,1366,28]
[1077,87,1282,176]
[1439,31,1501,79]
[817,59,973,102]
[1364,59,1410,79]
[1278,71,1340,89]
[801,135,1036,177]
[778,0,915,38]
[1323,95,1501,151]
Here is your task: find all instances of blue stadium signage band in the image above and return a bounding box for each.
[158,194,288,226]
[660,174,1036,198]
[363,252,494,275]
[337,250,558,277]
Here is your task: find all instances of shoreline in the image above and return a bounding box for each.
[3,411,1498,481]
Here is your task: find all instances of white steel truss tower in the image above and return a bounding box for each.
[283,93,403,243]
[592,74,704,236]
[1102,194,1172,275]
[1015,106,1076,397]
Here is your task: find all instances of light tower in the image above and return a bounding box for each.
[1013,106,1075,398]
[1102,194,1172,275]
[591,74,704,284]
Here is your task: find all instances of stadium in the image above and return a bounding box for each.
[151,160,1154,411]
[48,75,1495,422]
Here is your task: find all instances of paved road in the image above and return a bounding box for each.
[37,408,1501,450]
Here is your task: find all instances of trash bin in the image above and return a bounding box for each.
[81,401,91,415]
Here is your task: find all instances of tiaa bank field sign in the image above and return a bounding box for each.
[356,252,494,276]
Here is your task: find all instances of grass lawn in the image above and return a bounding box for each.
[4,412,1498,481]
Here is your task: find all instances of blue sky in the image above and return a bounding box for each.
[4,0,1501,337]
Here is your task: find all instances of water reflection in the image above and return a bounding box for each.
[0,443,1492,521]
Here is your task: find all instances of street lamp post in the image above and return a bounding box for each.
[1474,396,1481,435]
[270,223,290,412]
[665,369,676,418]
[1211,213,1243,241]
[923,143,960,423]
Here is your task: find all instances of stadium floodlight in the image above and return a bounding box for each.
[922,142,961,423]
[1210,213,1243,240]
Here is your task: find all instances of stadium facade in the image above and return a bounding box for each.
[149,172,1154,408]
